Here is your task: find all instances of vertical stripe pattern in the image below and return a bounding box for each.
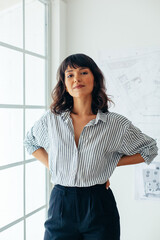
[23,109,158,187]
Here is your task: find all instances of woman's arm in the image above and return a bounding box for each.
[118,121,158,165]
[117,153,144,167]
[32,147,49,169]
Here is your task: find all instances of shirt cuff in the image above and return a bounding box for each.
[25,146,41,155]
[139,142,158,165]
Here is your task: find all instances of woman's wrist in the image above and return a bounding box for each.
[117,153,144,167]
[32,148,49,169]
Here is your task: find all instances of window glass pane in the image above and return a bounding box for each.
[25,109,46,160]
[25,0,45,55]
[0,221,24,240]
[26,209,46,240]
[25,54,45,106]
[0,166,23,228]
[0,46,23,105]
[0,0,23,48]
[25,161,46,214]
[0,109,23,167]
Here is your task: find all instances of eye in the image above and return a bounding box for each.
[81,71,88,75]
[67,74,73,78]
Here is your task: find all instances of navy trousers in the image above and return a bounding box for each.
[44,183,120,240]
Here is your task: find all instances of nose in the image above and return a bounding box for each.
[74,73,81,82]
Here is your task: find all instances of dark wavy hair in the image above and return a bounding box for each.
[50,53,114,114]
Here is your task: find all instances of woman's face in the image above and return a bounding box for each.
[64,65,94,98]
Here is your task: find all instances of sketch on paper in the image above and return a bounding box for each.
[143,162,160,198]
[135,162,160,200]
[98,47,160,121]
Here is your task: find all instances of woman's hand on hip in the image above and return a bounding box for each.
[106,179,110,189]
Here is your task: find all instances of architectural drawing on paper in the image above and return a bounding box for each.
[143,162,160,198]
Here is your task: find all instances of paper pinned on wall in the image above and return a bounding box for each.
[98,47,160,121]
[135,162,160,200]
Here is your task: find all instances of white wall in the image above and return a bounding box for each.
[51,0,160,239]
[65,0,160,60]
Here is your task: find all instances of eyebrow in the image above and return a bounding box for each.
[65,67,88,73]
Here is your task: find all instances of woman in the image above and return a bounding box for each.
[24,53,158,240]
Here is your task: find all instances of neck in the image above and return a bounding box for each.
[71,96,94,116]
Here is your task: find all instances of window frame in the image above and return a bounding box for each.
[0,0,52,238]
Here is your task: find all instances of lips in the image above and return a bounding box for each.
[73,85,85,89]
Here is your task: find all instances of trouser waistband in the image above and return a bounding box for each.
[54,182,108,194]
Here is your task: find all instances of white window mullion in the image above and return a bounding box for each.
[0,0,51,239]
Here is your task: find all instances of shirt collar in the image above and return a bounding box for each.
[60,109,109,124]
[95,109,109,124]
[60,110,70,123]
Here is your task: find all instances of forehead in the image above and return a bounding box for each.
[65,65,89,73]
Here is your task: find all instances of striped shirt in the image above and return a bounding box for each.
[23,109,158,187]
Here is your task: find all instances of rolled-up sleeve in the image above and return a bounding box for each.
[119,121,158,165]
[23,111,49,155]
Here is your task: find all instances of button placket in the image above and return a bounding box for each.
[72,149,78,175]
